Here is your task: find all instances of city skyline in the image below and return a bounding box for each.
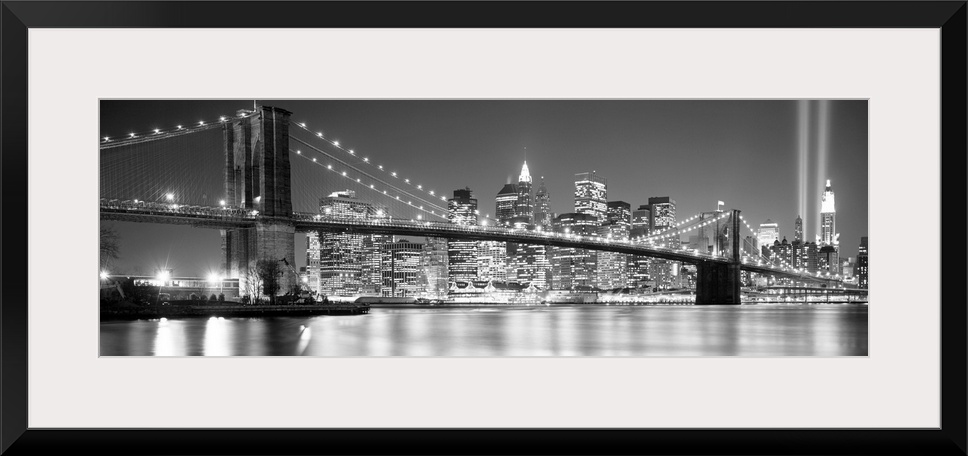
[100,100,868,277]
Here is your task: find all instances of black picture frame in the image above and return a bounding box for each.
[2,1,965,455]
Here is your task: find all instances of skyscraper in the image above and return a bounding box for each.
[820,179,837,246]
[631,204,651,238]
[856,236,869,289]
[495,183,518,224]
[533,177,553,228]
[448,188,478,284]
[794,215,804,243]
[477,239,508,282]
[648,197,676,232]
[574,171,607,220]
[599,201,631,290]
[419,237,449,298]
[515,161,534,223]
[647,197,678,289]
[551,212,599,290]
[757,219,780,254]
[382,238,423,297]
[312,190,387,297]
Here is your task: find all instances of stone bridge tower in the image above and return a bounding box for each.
[695,209,742,304]
[220,106,297,297]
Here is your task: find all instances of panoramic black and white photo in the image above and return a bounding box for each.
[99,100,868,356]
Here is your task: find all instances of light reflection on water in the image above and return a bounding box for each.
[100,305,868,357]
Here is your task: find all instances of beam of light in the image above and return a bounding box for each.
[815,100,831,240]
[797,100,810,235]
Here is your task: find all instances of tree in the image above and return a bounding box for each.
[100,226,120,269]
[240,263,264,304]
[256,259,281,303]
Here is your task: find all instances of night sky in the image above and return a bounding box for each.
[100,100,868,277]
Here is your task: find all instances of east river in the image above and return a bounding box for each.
[99,304,868,356]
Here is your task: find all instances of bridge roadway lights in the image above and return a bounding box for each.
[695,260,742,305]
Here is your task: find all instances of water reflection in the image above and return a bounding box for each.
[100,305,868,357]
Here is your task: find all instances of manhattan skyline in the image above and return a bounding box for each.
[100,100,868,277]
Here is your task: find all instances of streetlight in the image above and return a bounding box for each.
[100,271,109,280]
[166,193,174,201]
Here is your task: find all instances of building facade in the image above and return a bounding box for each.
[381,238,423,297]
[448,188,479,284]
[574,171,607,220]
[311,190,387,297]
[856,236,869,289]
[533,177,553,228]
[515,161,534,222]
[551,212,599,290]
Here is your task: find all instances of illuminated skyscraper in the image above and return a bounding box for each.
[515,161,534,222]
[648,197,676,232]
[419,237,449,298]
[574,171,607,220]
[820,179,837,246]
[448,188,478,284]
[598,201,631,290]
[757,219,780,254]
[309,191,388,297]
[381,238,423,297]
[495,183,518,224]
[551,213,599,290]
[477,239,508,282]
[647,197,678,289]
[628,204,652,287]
[533,177,553,228]
[856,237,868,289]
[794,215,803,243]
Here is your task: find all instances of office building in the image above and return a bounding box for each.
[598,201,631,290]
[648,197,676,232]
[574,171,607,220]
[495,183,518,224]
[381,238,423,297]
[551,213,599,290]
[515,161,534,223]
[448,188,479,284]
[794,215,804,243]
[533,177,553,228]
[312,191,386,297]
[757,219,780,252]
[856,236,869,289]
[820,179,837,246]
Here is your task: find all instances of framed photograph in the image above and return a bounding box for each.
[2,1,965,454]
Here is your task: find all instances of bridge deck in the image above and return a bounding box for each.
[100,200,839,284]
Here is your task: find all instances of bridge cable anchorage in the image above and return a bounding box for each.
[288,136,447,214]
[99,114,239,150]
[290,120,452,208]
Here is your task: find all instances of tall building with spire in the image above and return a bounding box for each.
[533,177,553,227]
[515,161,533,223]
[820,179,838,246]
[819,179,840,274]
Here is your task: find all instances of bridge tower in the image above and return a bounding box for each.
[220,106,297,296]
[695,209,742,304]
